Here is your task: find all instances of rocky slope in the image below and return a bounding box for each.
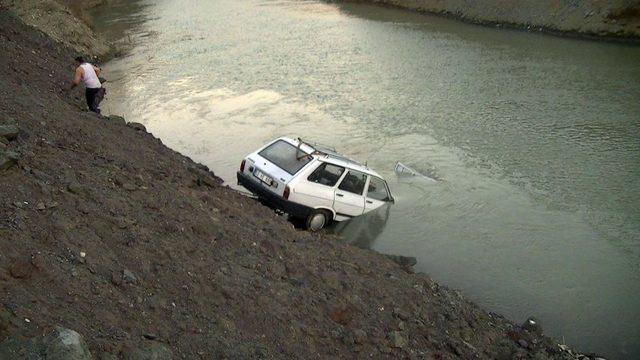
[0,0,112,58]
[341,0,640,40]
[0,8,596,360]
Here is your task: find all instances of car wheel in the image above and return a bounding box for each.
[306,210,330,232]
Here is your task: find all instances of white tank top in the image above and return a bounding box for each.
[80,63,101,89]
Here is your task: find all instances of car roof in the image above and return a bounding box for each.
[278,137,384,179]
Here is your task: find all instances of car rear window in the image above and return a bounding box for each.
[258,140,312,175]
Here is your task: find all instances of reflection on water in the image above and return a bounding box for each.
[92,0,640,358]
[332,203,392,248]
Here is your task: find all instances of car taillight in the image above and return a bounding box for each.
[240,159,246,172]
[283,185,290,199]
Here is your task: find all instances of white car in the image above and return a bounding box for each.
[237,137,394,231]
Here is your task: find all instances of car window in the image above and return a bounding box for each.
[338,170,367,195]
[367,176,390,201]
[258,140,312,175]
[307,162,345,187]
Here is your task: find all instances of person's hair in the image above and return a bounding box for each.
[75,56,85,63]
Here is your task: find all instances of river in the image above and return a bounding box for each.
[91,0,640,358]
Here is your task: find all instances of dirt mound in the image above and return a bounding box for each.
[0,9,585,359]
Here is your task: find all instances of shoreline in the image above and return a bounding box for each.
[334,0,640,44]
[0,4,603,360]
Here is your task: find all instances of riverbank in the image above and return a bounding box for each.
[337,0,640,42]
[0,0,113,58]
[0,6,598,359]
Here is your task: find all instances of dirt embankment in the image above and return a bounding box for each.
[0,7,598,360]
[0,0,113,58]
[341,0,640,41]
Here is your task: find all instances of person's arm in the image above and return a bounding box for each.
[70,67,83,89]
[93,65,101,78]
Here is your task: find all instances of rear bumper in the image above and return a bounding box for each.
[237,171,313,219]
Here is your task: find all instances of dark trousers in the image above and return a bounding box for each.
[85,87,102,113]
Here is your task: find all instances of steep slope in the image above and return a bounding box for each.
[0,0,112,57]
[0,9,584,360]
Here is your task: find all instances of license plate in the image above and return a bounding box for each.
[253,169,273,185]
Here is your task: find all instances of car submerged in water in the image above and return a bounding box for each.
[237,137,394,231]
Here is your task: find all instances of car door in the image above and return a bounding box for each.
[364,176,392,213]
[334,170,367,218]
[293,161,345,209]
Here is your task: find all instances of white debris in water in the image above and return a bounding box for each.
[394,162,437,182]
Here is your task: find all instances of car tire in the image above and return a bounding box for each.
[306,210,330,232]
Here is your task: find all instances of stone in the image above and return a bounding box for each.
[127,122,147,132]
[123,269,137,284]
[107,115,126,125]
[385,254,417,268]
[76,201,91,215]
[521,317,542,335]
[353,329,367,344]
[67,182,85,195]
[341,332,354,346]
[123,183,137,191]
[32,169,51,182]
[517,339,529,349]
[110,272,123,287]
[392,307,410,321]
[195,163,209,172]
[0,125,19,141]
[31,254,46,270]
[9,257,33,279]
[322,271,342,291]
[41,326,94,360]
[389,331,405,348]
[125,341,173,360]
[329,305,354,325]
[0,151,18,170]
[259,239,276,256]
[36,202,46,210]
[195,175,219,188]
[99,353,119,360]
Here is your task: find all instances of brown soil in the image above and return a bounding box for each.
[0,8,588,360]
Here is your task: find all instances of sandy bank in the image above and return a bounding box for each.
[339,0,640,41]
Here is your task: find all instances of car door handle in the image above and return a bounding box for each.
[366,200,373,204]
[336,193,344,197]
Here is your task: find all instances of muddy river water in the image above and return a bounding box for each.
[92,1,640,357]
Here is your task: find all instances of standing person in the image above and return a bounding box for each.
[71,56,103,113]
